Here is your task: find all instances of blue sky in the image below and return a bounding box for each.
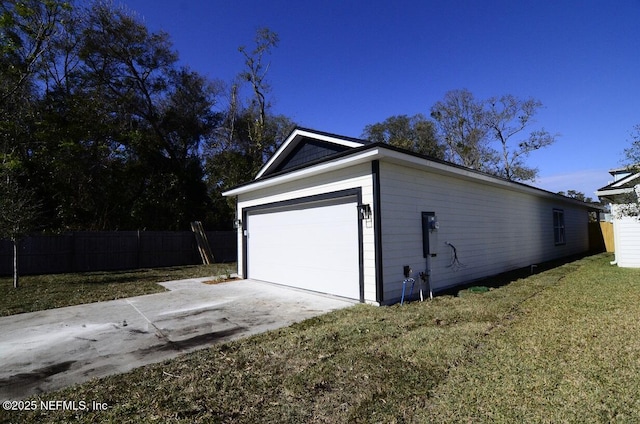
[122,0,640,199]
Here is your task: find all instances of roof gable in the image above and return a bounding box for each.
[270,137,353,174]
[598,169,640,191]
[596,169,640,202]
[256,128,368,179]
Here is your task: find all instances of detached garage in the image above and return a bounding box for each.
[224,128,596,305]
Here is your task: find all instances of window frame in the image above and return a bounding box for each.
[553,208,566,245]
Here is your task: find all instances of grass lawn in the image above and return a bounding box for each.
[4,253,640,423]
[0,263,237,317]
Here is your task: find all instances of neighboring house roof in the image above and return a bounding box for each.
[224,127,597,210]
[608,166,639,179]
[596,168,640,203]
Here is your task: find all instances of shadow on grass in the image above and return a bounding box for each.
[438,252,598,297]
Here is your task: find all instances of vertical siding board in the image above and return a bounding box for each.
[611,204,640,267]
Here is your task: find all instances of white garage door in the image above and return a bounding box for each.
[246,197,360,300]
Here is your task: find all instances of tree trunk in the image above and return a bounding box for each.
[13,239,19,289]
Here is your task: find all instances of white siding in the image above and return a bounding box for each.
[235,163,378,303]
[379,161,590,302]
[611,204,640,267]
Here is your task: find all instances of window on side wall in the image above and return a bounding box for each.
[553,209,565,245]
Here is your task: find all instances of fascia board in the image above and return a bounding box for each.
[597,172,640,192]
[254,130,299,179]
[612,172,640,188]
[291,129,365,148]
[226,144,597,209]
[223,148,382,196]
[255,128,366,179]
[595,187,635,197]
[378,148,571,202]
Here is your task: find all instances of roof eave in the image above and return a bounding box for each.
[224,144,599,210]
[223,148,382,197]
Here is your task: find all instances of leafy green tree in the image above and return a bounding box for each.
[1,0,69,166]
[557,190,594,204]
[32,83,127,230]
[0,0,69,179]
[0,0,70,105]
[72,2,219,230]
[0,0,64,255]
[205,110,295,228]
[361,114,444,158]
[1,2,295,232]
[0,0,136,231]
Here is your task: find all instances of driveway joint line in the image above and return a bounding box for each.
[125,299,170,341]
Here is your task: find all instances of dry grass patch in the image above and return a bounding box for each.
[201,277,241,285]
[423,254,640,423]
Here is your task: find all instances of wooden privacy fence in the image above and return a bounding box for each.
[0,231,236,276]
[599,222,615,252]
[587,221,615,253]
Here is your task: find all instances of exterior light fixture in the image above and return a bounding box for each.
[357,204,372,220]
[233,219,243,229]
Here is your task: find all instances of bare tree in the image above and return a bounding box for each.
[204,28,295,228]
[485,95,556,181]
[238,27,279,155]
[431,89,556,181]
[0,166,40,289]
[613,125,640,218]
[623,124,640,170]
[430,89,496,171]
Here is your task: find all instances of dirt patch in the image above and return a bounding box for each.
[201,277,241,285]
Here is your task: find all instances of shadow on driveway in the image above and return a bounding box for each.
[0,278,355,400]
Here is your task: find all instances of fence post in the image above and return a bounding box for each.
[137,230,141,269]
[71,232,76,273]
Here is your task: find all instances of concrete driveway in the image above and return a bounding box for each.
[0,278,355,400]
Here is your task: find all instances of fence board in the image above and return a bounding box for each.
[0,231,236,276]
[206,231,237,263]
[600,222,615,253]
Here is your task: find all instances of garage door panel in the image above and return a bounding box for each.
[247,198,360,299]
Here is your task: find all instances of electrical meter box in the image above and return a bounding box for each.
[422,212,438,257]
